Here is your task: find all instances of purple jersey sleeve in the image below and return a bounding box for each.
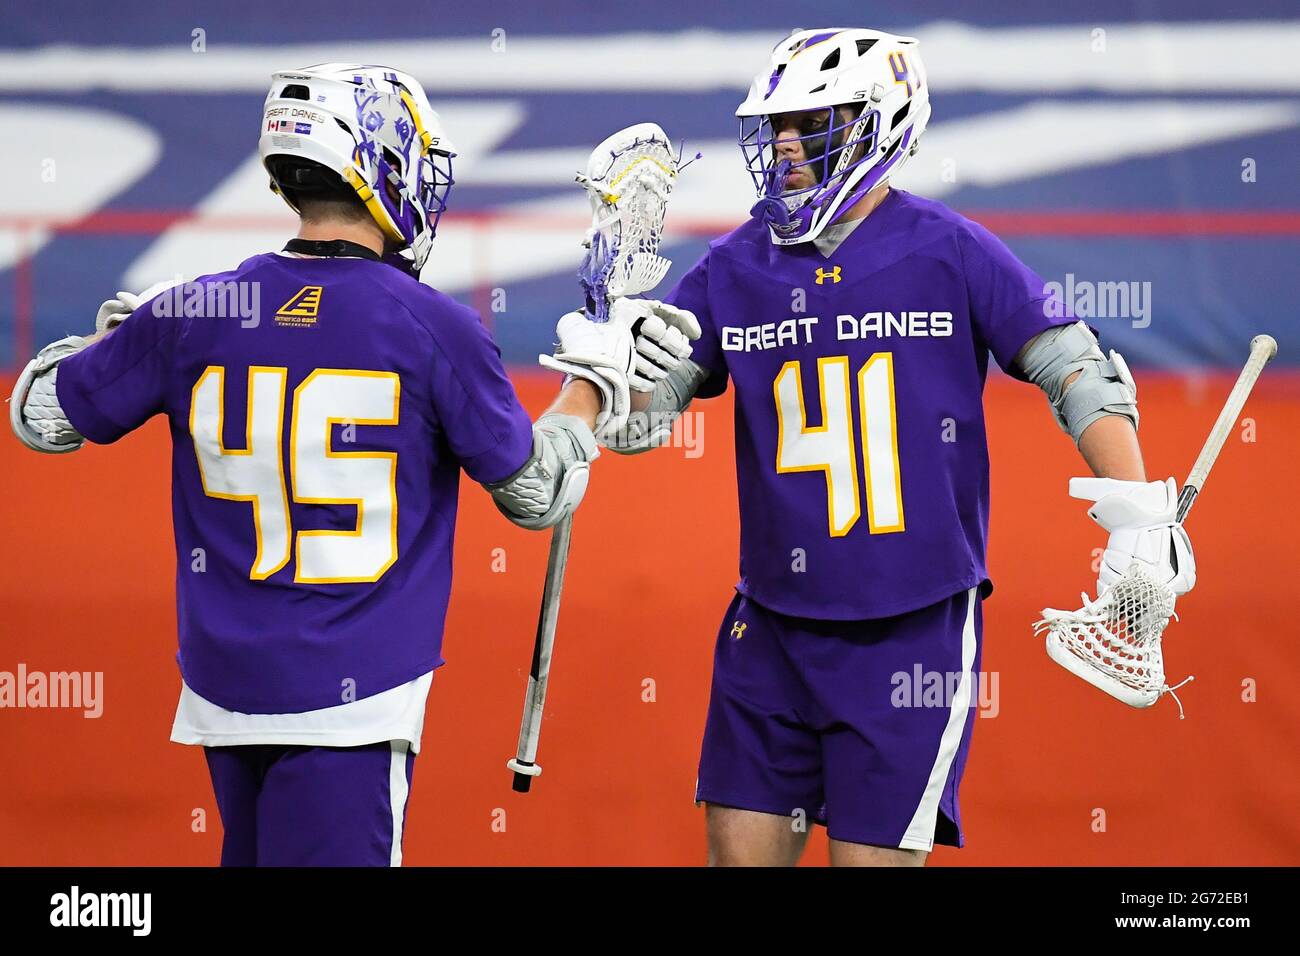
[663,253,729,399]
[55,298,179,444]
[958,221,1069,377]
[418,296,533,484]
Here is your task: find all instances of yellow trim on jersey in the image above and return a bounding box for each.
[773,355,861,538]
[289,369,401,585]
[188,366,292,580]
[859,353,905,534]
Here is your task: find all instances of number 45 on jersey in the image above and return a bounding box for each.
[774,353,904,538]
[190,366,400,584]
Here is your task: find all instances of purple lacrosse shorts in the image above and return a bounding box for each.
[696,587,984,852]
[203,741,416,866]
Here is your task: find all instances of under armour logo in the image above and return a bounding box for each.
[730,622,747,640]
[815,266,842,284]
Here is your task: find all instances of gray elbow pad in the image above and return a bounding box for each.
[10,336,89,454]
[1017,321,1138,444]
[485,413,599,529]
[604,358,708,455]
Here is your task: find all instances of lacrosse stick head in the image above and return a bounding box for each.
[1033,564,1186,712]
[575,123,678,321]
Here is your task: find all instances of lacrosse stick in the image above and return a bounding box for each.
[507,123,684,792]
[1033,334,1278,716]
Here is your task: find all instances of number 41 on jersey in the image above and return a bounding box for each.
[774,353,904,538]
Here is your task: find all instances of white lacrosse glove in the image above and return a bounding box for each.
[614,297,701,387]
[540,310,638,441]
[95,291,143,334]
[1070,477,1196,597]
[95,278,187,333]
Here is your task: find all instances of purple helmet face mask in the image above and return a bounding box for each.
[379,152,454,277]
[416,151,455,239]
[740,106,892,241]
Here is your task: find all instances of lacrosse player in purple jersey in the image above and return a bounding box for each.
[9,64,688,867]
[611,28,1196,865]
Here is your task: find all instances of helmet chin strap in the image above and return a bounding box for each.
[750,194,793,228]
[749,159,793,228]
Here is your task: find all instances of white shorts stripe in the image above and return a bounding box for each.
[388,740,410,867]
[899,587,978,852]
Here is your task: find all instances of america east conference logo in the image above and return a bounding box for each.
[275,286,323,328]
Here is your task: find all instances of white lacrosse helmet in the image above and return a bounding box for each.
[258,63,456,272]
[737,28,931,245]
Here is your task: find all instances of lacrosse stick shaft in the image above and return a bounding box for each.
[1175,334,1278,523]
[508,124,679,791]
[507,513,574,793]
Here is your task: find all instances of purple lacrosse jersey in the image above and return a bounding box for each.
[666,189,1069,620]
[56,253,534,713]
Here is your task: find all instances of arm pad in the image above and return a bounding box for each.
[1017,321,1138,445]
[485,413,599,529]
[9,336,89,454]
[603,357,708,455]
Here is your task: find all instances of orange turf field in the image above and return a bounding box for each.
[1,369,1296,866]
